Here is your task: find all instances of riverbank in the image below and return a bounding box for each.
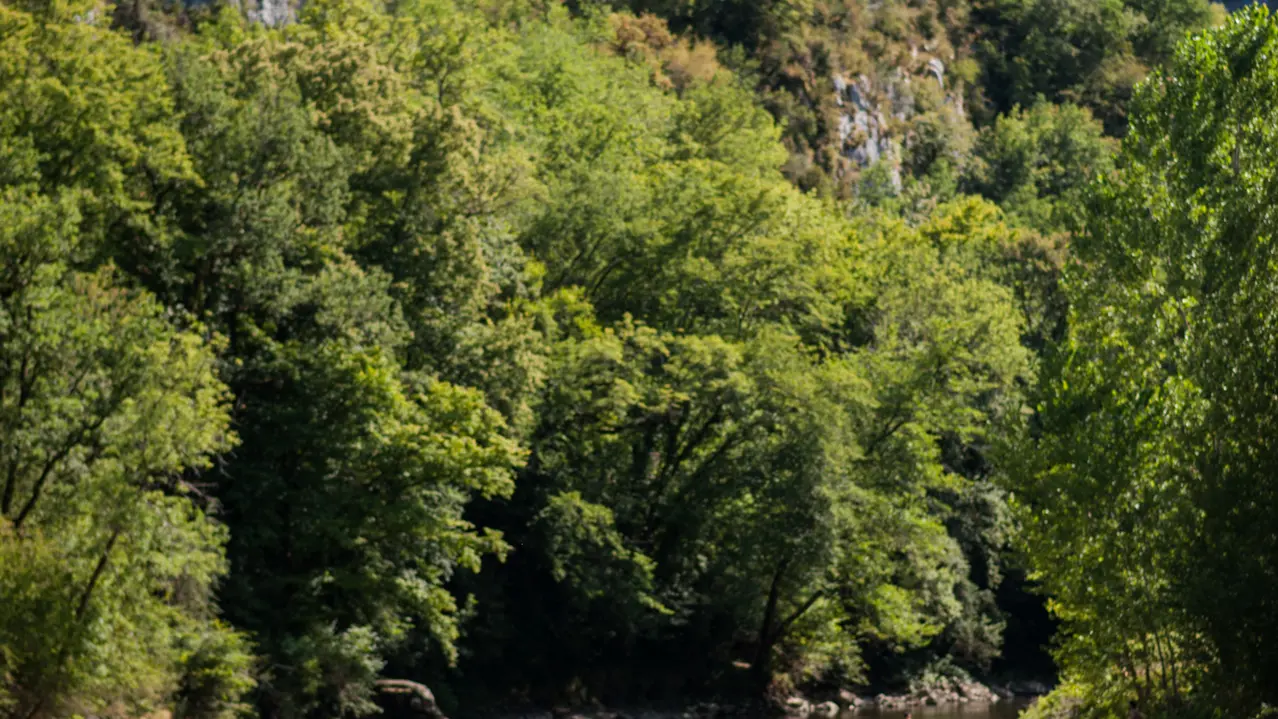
[771,677,1048,717]
[486,680,1049,719]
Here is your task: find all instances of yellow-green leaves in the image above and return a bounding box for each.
[0,192,240,717]
[0,4,192,241]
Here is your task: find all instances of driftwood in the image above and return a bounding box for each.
[374,679,448,719]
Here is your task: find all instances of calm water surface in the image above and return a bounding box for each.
[849,700,1031,719]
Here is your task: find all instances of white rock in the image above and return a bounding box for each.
[813,701,839,717]
[783,697,811,716]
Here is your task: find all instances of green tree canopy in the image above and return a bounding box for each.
[0,189,251,719]
[1009,7,1278,717]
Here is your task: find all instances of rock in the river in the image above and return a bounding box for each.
[874,694,909,710]
[374,679,447,719]
[956,681,998,703]
[784,697,812,716]
[813,701,839,717]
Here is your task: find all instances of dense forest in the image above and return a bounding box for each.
[3,0,1278,717]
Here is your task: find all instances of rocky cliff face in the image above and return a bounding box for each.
[833,52,963,191]
[748,1,980,196]
[239,0,293,25]
[834,73,896,181]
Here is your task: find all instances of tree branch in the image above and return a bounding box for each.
[75,527,122,622]
[13,413,111,530]
[771,590,825,645]
[1,348,34,516]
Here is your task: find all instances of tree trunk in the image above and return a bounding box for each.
[751,560,788,694]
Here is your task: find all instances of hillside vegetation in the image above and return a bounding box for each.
[3,0,1278,718]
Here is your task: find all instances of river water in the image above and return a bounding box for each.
[849,700,1031,719]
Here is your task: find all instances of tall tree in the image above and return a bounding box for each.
[1009,7,1278,717]
[0,190,251,719]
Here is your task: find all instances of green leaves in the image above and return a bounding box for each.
[0,3,192,243]
[973,0,1217,133]
[0,189,242,717]
[1007,7,1278,716]
[0,0,1052,711]
[965,102,1116,233]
